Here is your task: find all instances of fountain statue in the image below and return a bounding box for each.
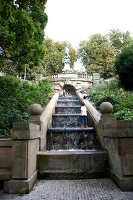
[62,46,72,72]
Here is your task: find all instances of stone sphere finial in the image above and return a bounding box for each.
[99,102,113,114]
[29,103,43,115]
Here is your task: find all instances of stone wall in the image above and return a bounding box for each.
[79,96,133,191]
[100,119,133,191]
[0,139,12,180]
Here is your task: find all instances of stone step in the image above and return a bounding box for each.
[37,150,109,179]
[59,96,78,100]
[52,114,91,128]
[48,127,95,132]
[57,100,80,106]
[47,127,96,150]
[55,106,81,114]
[58,99,79,102]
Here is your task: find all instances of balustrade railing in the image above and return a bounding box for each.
[50,73,95,80]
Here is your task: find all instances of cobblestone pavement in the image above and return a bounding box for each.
[0,178,133,200]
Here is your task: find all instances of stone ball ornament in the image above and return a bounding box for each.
[99,102,113,114]
[29,103,43,115]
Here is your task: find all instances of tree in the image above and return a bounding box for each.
[42,38,77,75]
[115,45,133,90]
[0,0,47,75]
[108,29,133,52]
[0,75,52,138]
[78,34,116,78]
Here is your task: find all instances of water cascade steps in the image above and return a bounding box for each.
[37,94,109,179]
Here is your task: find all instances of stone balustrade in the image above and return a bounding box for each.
[51,73,99,82]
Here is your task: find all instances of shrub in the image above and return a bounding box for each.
[90,81,118,107]
[114,108,133,120]
[90,80,133,120]
[0,76,52,138]
[115,45,133,90]
[18,187,28,195]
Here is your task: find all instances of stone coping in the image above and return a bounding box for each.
[0,139,12,146]
[117,120,133,127]
[11,130,41,140]
[103,131,133,138]
[13,122,40,131]
[40,93,59,122]
[103,120,133,137]
[77,93,101,123]
[103,120,133,128]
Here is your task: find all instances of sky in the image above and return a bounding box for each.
[45,0,133,49]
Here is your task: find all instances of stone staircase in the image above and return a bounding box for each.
[37,94,109,179]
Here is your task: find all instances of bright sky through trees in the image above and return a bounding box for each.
[45,0,133,48]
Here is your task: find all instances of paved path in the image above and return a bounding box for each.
[0,178,133,200]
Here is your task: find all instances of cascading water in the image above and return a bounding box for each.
[47,93,97,151]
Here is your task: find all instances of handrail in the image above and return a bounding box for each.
[40,92,60,150]
[77,93,101,124]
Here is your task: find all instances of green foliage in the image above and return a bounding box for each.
[90,80,133,120]
[0,0,47,75]
[78,34,116,78]
[90,81,117,106]
[0,75,52,138]
[108,29,133,52]
[18,187,28,195]
[78,30,133,78]
[115,45,133,90]
[42,38,77,75]
[114,108,133,120]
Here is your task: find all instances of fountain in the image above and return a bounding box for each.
[37,55,108,179]
[47,93,97,150]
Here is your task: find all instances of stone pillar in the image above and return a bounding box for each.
[28,103,43,151]
[93,73,100,84]
[4,122,41,194]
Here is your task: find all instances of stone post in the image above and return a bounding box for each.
[99,101,114,123]
[28,103,43,151]
[4,121,41,193]
[97,102,116,146]
[92,73,100,84]
[28,103,43,125]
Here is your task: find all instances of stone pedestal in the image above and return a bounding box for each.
[4,172,37,194]
[4,122,41,193]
